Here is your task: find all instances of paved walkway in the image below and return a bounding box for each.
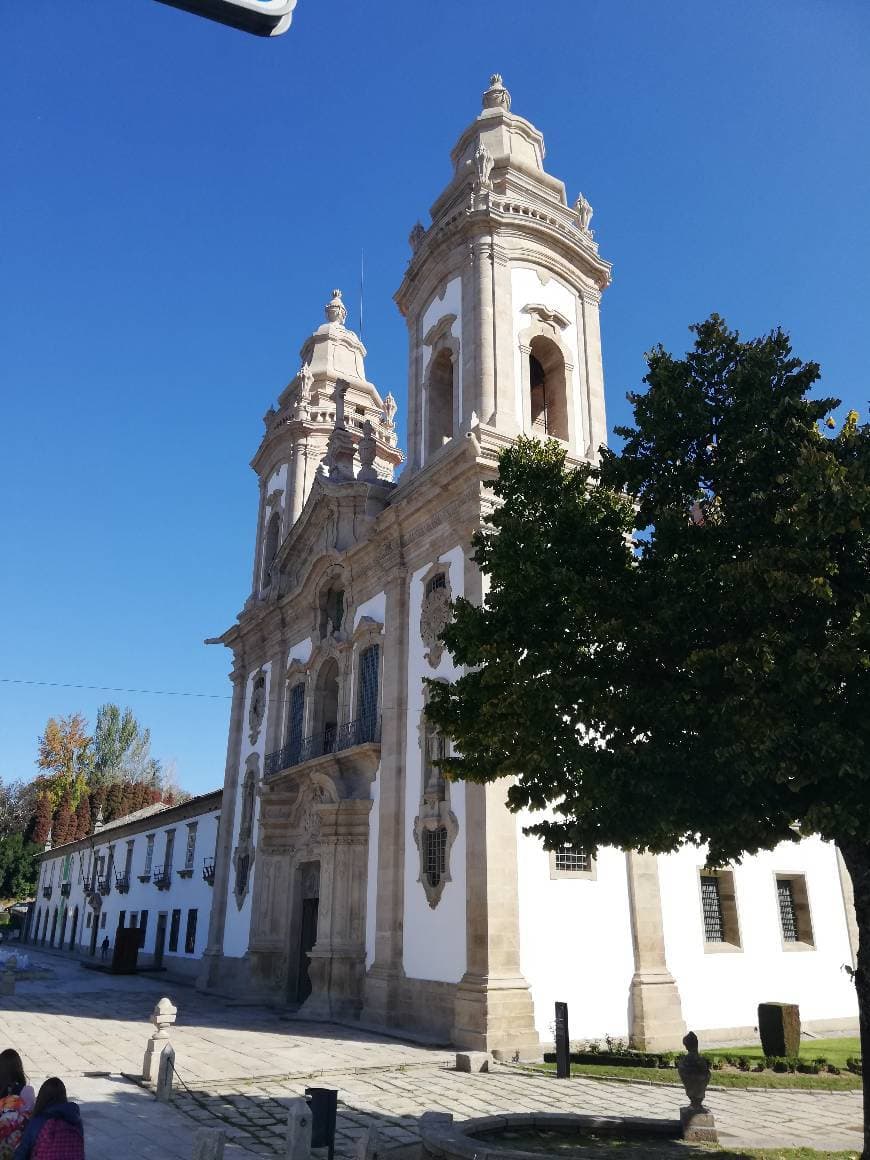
[0,948,862,1157]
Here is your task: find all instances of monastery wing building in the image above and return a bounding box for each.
[197,76,858,1055]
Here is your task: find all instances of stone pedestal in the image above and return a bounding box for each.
[680,1106,717,1143]
[142,997,177,1083]
[452,972,540,1058]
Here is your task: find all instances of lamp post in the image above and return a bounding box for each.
[152,0,297,37]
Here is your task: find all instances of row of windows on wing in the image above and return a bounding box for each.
[30,902,200,956]
[700,870,815,949]
[38,823,206,892]
[424,336,570,457]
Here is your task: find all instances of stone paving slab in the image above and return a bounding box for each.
[3,949,863,1157]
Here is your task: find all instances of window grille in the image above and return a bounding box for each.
[169,909,181,953]
[164,830,176,871]
[287,684,305,762]
[185,909,198,955]
[700,874,725,942]
[777,878,798,942]
[357,645,380,728]
[144,835,155,875]
[554,847,590,873]
[125,841,134,875]
[185,824,197,870]
[426,572,447,597]
[423,826,447,887]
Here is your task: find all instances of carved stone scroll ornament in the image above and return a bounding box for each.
[420,571,452,669]
[248,670,267,745]
[233,754,260,909]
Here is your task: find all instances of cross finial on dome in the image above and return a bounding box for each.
[482,73,511,112]
[325,288,347,325]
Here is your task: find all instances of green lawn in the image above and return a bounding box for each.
[531,1037,862,1091]
[713,1038,859,1069]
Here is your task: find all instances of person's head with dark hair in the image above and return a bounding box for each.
[0,1048,27,1096]
[33,1077,66,1118]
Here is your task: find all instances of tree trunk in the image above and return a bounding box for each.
[838,839,870,1158]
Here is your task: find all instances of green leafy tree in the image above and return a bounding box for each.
[427,317,870,1152]
[92,704,163,789]
[0,834,39,900]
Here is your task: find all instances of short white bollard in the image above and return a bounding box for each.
[156,1042,175,1102]
[143,996,177,1083]
[192,1127,226,1159]
[285,1097,312,1160]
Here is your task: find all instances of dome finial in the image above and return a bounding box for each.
[483,73,511,112]
[325,288,347,325]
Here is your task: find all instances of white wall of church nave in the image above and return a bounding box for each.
[510,266,584,453]
[222,661,272,958]
[658,838,858,1030]
[354,591,387,630]
[402,544,467,983]
[515,823,635,1040]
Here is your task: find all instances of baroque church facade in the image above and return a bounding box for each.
[197,76,859,1055]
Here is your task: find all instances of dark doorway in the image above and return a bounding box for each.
[50,910,58,947]
[89,909,99,957]
[297,896,319,1003]
[59,909,68,949]
[69,907,78,951]
[154,913,167,970]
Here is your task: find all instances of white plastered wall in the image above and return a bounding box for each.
[222,661,272,958]
[659,838,858,1030]
[511,267,585,455]
[402,544,467,982]
[516,823,635,1040]
[420,278,463,464]
[355,588,387,969]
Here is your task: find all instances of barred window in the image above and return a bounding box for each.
[286,683,305,762]
[554,847,590,873]
[700,875,725,942]
[185,909,198,955]
[777,878,798,942]
[357,644,380,727]
[426,572,447,596]
[423,826,447,888]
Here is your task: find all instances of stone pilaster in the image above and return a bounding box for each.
[836,847,859,970]
[361,563,409,1026]
[625,850,687,1051]
[288,442,307,525]
[452,542,539,1058]
[491,244,519,436]
[197,667,246,990]
[301,799,372,1021]
[468,235,496,426]
[579,287,607,461]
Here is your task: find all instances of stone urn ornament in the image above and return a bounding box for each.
[677,1032,717,1142]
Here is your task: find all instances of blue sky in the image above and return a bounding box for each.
[1,0,867,797]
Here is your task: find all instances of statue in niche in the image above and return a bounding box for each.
[420,569,452,669]
[574,193,594,233]
[248,670,267,744]
[474,141,494,189]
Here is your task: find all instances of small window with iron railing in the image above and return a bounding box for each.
[357,644,380,742]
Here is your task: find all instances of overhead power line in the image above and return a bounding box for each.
[0,678,231,700]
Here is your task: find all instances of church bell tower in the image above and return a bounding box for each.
[396,73,611,476]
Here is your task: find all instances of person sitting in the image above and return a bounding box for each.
[0,1050,35,1159]
[12,1079,83,1160]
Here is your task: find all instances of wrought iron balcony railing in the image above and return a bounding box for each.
[202,858,216,885]
[115,872,130,894]
[153,866,172,890]
[265,715,380,776]
[97,876,111,896]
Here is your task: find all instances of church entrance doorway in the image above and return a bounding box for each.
[290,860,320,1004]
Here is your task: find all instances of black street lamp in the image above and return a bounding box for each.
[152,0,297,37]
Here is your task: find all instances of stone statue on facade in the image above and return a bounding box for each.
[409,222,425,253]
[357,420,378,482]
[574,192,594,233]
[474,141,494,190]
[382,392,397,429]
[325,288,347,326]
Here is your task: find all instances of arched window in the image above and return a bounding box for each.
[356,645,380,741]
[262,511,281,589]
[426,349,454,459]
[319,586,345,638]
[528,335,569,442]
[315,659,340,754]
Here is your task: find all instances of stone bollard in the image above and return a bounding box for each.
[192,1127,226,1159]
[455,1051,491,1073]
[286,1097,312,1160]
[0,969,15,997]
[156,1042,175,1102]
[677,1031,717,1143]
[143,996,177,1083]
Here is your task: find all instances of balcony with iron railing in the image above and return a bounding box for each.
[115,872,130,894]
[202,858,216,886]
[60,882,71,897]
[153,865,172,891]
[264,715,381,777]
[97,876,111,897]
